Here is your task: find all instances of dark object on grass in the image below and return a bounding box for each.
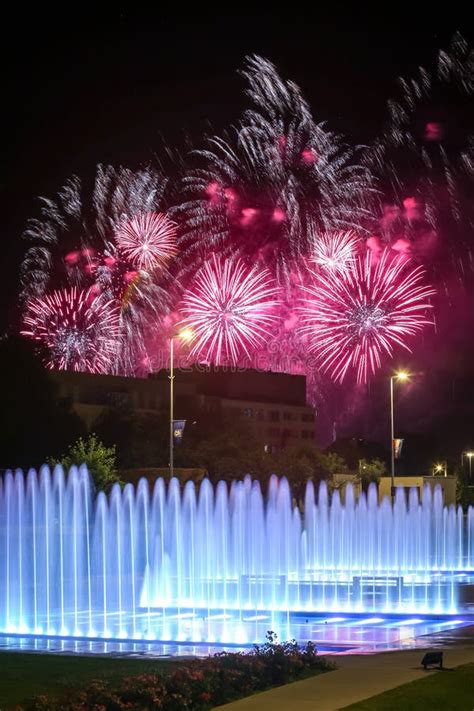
[421,651,443,669]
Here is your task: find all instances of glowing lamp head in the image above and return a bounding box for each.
[395,371,409,381]
[466,452,474,459]
[178,327,194,344]
[434,464,443,473]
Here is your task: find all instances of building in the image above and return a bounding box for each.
[155,367,315,450]
[49,370,190,428]
[378,475,457,505]
[50,367,315,449]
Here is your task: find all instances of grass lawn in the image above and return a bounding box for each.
[0,652,177,708]
[342,663,474,711]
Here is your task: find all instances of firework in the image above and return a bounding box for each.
[21,165,166,298]
[20,165,173,374]
[310,231,361,274]
[179,256,280,364]
[298,250,435,384]
[370,33,474,272]
[19,45,467,405]
[115,212,177,270]
[21,287,120,374]
[178,55,374,282]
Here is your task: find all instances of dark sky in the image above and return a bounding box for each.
[2,6,471,331]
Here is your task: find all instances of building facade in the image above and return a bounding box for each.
[378,475,457,505]
[50,367,315,450]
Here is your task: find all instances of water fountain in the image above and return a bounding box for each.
[1,465,473,648]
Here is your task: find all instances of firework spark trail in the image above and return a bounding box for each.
[311,230,361,274]
[179,255,280,365]
[298,250,436,384]
[21,165,167,297]
[115,212,178,270]
[369,33,474,269]
[178,55,374,283]
[21,287,120,374]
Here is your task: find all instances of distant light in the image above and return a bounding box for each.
[178,327,194,343]
[395,371,409,381]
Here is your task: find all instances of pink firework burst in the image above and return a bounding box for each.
[21,287,120,373]
[311,231,360,274]
[115,212,177,270]
[179,255,280,364]
[298,250,436,384]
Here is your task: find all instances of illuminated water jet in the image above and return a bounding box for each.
[1,466,473,644]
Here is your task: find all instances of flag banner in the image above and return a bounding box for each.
[393,438,404,459]
[173,420,186,445]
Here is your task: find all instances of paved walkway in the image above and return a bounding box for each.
[218,628,474,710]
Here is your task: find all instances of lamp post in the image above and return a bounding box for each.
[462,451,474,479]
[390,371,409,501]
[169,328,194,478]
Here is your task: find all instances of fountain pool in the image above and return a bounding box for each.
[1,465,473,652]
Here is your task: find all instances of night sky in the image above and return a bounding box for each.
[2,8,473,456]
[3,7,471,330]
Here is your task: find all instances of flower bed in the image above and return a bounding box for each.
[24,633,334,710]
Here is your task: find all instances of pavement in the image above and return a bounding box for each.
[218,625,474,710]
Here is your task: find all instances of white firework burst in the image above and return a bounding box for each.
[311,231,361,274]
[179,255,280,365]
[115,212,177,270]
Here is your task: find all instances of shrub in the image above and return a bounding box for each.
[51,433,122,493]
[24,632,334,710]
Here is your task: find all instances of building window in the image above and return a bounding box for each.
[264,444,278,454]
[270,411,280,422]
[108,392,130,408]
[302,430,314,439]
[301,413,314,422]
[256,409,265,421]
[243,407,253,417]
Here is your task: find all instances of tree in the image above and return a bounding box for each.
[93,406,169,469]
[456,470,474,508]
[176,415,271,483]
[269,444,348,503]
[358,457,386,491]
[272,445,347,481]
[326,437,387,469]
[53,433,121,492]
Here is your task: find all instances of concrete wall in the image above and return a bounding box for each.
[378,475,457,505]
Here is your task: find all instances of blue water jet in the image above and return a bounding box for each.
[0,465,473,642]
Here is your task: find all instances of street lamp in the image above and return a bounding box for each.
[462,451,474,479]
[390,371,409,501]
[169,328,194,478]
[432,462,447,477]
